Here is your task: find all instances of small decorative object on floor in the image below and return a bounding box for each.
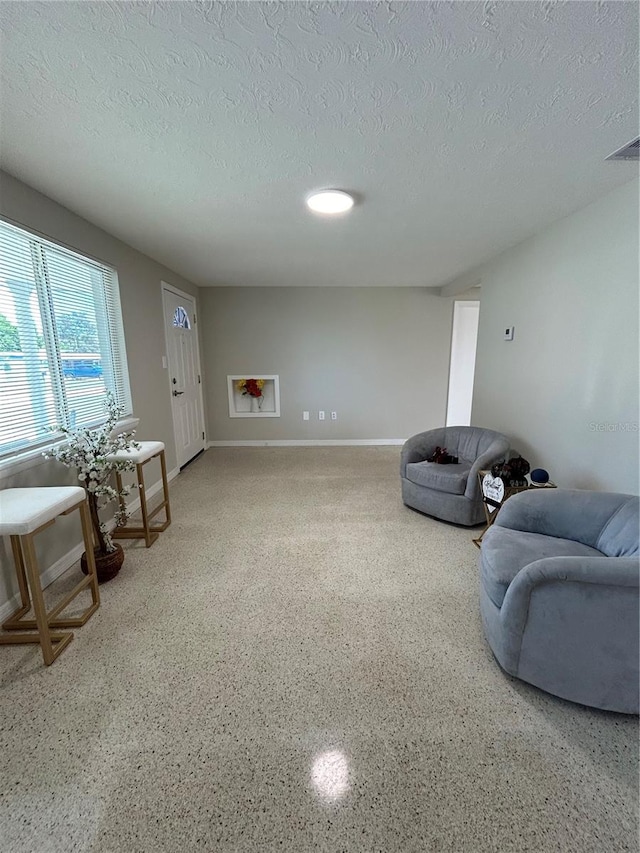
[235,377,265,410]
[44,392,140,582]
[426,446,459,464]
[530,468,550,486]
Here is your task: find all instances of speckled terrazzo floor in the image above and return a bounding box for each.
[0,447,637,853]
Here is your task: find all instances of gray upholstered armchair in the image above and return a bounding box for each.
[400,426,510,526]
[480,489,640,714]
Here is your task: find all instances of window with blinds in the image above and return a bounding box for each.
[0,219,132,458]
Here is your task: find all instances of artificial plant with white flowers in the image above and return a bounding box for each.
[45,392,140,555]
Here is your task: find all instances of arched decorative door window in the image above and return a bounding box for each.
[172,306,191,330]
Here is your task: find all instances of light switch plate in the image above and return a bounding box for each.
[503,326,515,341]
[303,411,309,421]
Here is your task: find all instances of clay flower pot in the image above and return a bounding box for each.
[81,544,124,584]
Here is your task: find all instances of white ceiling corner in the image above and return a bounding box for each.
[0,1,637,288]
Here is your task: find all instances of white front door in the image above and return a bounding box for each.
[162,284,205,468]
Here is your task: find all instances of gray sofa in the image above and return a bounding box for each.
[480,489,640,713]
[400,426,510,526]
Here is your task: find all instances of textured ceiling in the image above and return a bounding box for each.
[0,1,637,288]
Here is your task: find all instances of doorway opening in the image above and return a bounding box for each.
[446,300,480,427]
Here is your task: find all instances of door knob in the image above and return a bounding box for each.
[173,390,184,396]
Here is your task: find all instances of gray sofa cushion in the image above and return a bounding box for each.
[405,460,472,495]
[495,489,640,554]
[481,526,603,608]
[596,498,640,557]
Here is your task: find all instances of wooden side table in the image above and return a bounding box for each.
[109,441,171,548]
[0,487,100,665]
[472,471,556,549]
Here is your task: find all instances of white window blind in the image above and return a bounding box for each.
[0,219,132,458]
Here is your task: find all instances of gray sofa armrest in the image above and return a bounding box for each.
[494,489,638,549]
[509,554,639,594]
[496,555,639,705]
[464,437,510,500]
[400,429,444,477]
[501,554,639,639]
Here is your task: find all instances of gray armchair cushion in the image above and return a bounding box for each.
[479,489,640,713]
[405,460,472,495]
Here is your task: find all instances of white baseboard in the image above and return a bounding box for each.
[0,466,179,623]
[207,439,405,447]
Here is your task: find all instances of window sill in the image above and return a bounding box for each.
[0,416,140,482]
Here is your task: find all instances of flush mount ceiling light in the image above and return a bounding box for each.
[306,190,355,215]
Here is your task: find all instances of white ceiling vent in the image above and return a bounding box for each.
[605,138,640,161]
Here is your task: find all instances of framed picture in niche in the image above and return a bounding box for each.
[227,374,280,418]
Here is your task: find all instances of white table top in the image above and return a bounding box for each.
[107,440,165,464]
[0,486,86,535]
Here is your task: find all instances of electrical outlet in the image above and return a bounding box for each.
[331,411,337,420]
[319,411,325,420]
[303,411,309,421]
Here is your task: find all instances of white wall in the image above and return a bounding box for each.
[472,180,639,494]
[0,171,202,614]
[200,287,454,442]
